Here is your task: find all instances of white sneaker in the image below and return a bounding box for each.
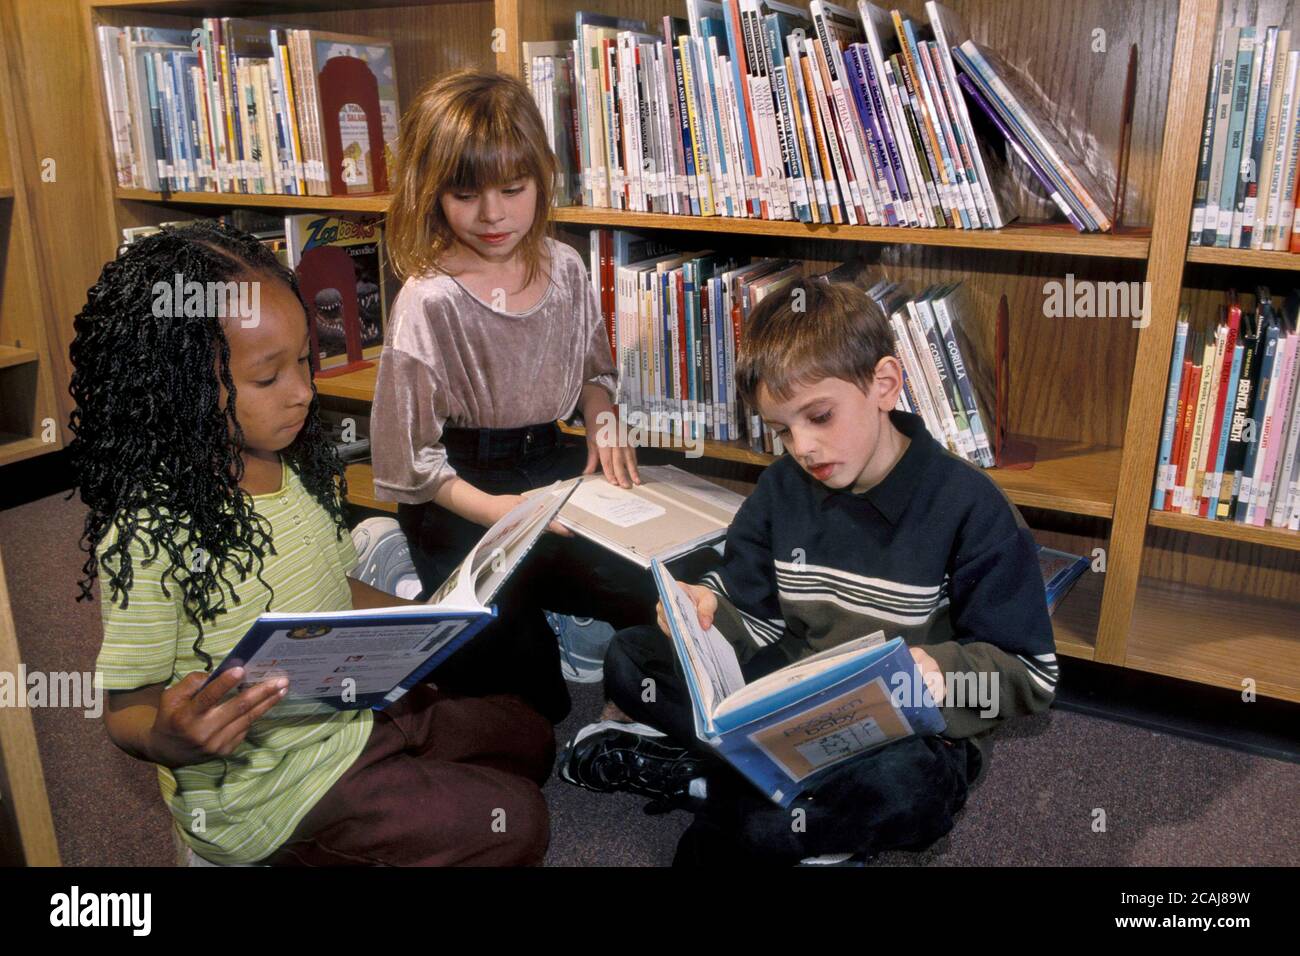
[350,517,421,598]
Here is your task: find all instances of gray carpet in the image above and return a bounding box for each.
[3,491,1297,866]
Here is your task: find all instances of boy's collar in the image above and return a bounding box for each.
[806,411,935,524]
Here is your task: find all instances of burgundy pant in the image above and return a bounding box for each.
[266,685,555,866]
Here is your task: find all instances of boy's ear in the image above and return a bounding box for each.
[871,355,904,410]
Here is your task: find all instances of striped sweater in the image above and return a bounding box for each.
[699,411,1057,754]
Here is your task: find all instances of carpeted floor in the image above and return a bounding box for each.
[3,490,1297,867]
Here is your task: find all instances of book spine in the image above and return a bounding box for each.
[1168,347,1197,512]
[1193,325,1228,512]
[1270,347,1300,524]
[1190,29,1224,243]
[1202,307,1241,514]
[1216,28,1256,246]
[1154,318,1190,509]
[1233,29,1273,248]
[1252,31,1290,247]
[1220,331,1260,516]
[1252,333,1298,523]
[1237,324,1278,519]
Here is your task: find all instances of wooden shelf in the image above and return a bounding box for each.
[1185,246,1300,270]
[0,345,38,370]
[314,363,378,402]
[0,435,51,467]
[342,462,395,515]
[111,188,1150,260]
[1127,578,1300,704]
[551,208,1152,259]
[93,0,481,13]
[1049,562,1101,661]
[0,187,13,201]
[115,187,389,213]
[1148,510,1300,552]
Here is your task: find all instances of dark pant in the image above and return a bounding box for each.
[266,685,554,866]
[604,624,978,865]
[398,424,719,724]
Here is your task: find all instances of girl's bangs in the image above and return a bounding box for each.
[449,123,535,190]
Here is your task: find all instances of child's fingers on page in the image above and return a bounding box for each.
[623,446,641,485]
[208,690,285,754]
[608,447,633,488]
[186,667,246,711]
[208,679,287,731]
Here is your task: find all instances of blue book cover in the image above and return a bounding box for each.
[1153,318,1190,509]
[203,485,575,715]
[652,560,945,807]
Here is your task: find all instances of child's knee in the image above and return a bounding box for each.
[479,779,549,866]
[601,624,663,706]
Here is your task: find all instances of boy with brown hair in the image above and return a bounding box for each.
[560,276,1058,865]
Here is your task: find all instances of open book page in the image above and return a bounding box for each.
[651,561,746,733]
[712,630,888,718]
[429,481,577,609]
[227,613,492,715]
[527,467,743,565]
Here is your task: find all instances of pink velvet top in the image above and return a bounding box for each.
[369,238,617,504]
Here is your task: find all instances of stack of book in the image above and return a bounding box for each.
[527,2,1110,231]
[1152,294,1300,530]
[96,19,400,197]
[868,279,996,468]
[590,227,800,452]
[1190,20,1300,251]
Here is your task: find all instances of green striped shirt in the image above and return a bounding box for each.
[95,460,372,864]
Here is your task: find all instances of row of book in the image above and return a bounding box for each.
[590,228,788,452]
[96,20,399,197]
[1190,21,1300,251]
[528,1,1111,231]
[590,228,998,463]
[866,279,995,467]
[1152,292,1300,531]
[123,210,393,374]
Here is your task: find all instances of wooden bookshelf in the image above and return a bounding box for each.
[0,9,62,468]
[1147,510,1300,553]
[1185,246,1300,270]
[551,208,1152,259]
[1127,578,1300,704]
[343,462,396,515]
[59,0,1296,704]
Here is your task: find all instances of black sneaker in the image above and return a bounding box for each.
[559,720,708,811]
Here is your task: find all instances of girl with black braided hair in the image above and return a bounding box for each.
[73,221,553,866]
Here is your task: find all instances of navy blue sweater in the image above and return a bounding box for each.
[699,410,1058,742]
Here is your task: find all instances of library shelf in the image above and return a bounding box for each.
[342,462,395,515]
[0,435,51,468]
[0,345,38,370]
[115,187,389,214]
[1048,564,1102,662]
[1184,246,1300,270]
[558,419,1120,520]
[0,187,13,200]
[1147,510,1300,553]
[112,188,1151,259]
[92,0,481,13]
[1126,578,1300,704]
[551,208,1153,259]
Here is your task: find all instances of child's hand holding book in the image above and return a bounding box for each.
[656,582,717,636]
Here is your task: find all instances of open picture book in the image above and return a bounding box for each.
[525,464,745,566]
[203,482,577,714]
[651,560,946,807]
